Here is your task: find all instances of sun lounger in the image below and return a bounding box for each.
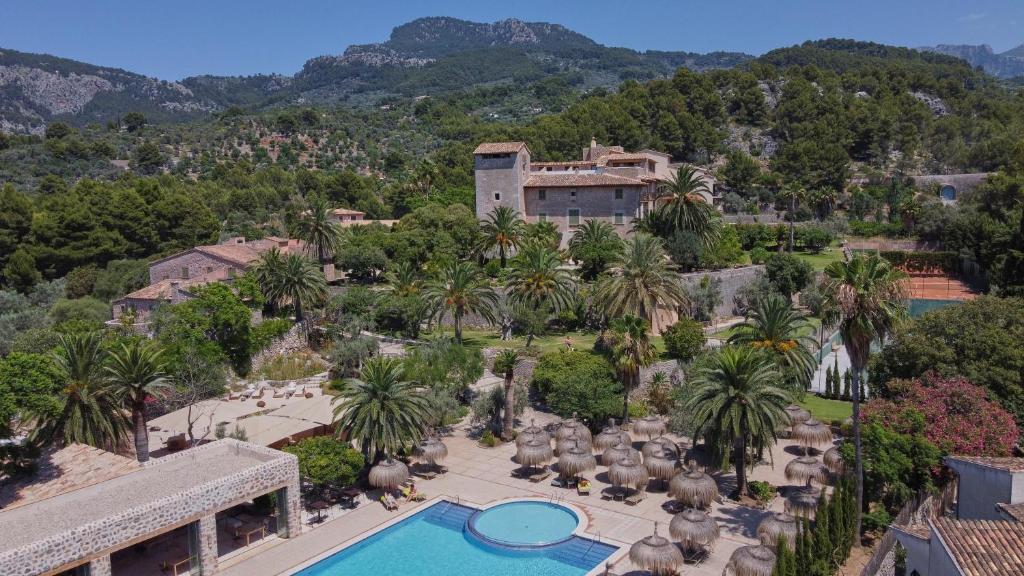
[380,493,399,510]
[577,480,591,496]
[529,468,552,483]
[625,491,645,505]
[227,389,242,400]
[413,469,438,480]
[272,387,285,398]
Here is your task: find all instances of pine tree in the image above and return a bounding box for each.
[842,369,851,401]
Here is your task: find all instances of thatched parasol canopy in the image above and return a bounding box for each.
[516,438,553,467]
[785,480,822,517]
[784,455,830,484]
[557,431,593,455]
[601,441,641,466]
[633,414,667,439]
[629,522,684,576]
[558,440,596,479]
[792,419,833,448]
[642,436,680,459]
[643,449,677,482]
[757,512,799,550]
[609,457,649,490]
[368,457,409,490]
[785,404,811,426]
[556,414,593,443]
[594,418,627,451]
[413,436,448,465]
[823,446,844,475]
[515,419,551,447]
[726,545,777,576]
[668,466,719,509]
[669,507,720,554]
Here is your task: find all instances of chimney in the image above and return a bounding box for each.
[590,136,597,148]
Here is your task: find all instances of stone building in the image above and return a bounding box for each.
[474,139,716,247]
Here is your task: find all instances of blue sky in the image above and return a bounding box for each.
[3,0,1023,79]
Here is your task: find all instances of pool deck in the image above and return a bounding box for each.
[218,420,820,576]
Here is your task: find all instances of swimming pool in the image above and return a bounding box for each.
[293,500,617,576]
[468,501,579,547]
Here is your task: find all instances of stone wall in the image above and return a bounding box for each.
[149,249,241,284]
[523,184,640,246]
[679,265,765,319]
[250,323,313,373]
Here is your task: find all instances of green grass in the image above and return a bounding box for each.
[792,247,845,271]
[798,395,852,424]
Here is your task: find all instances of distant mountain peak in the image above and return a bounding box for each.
[920,43,1024,78]
[1000,43,1024,59]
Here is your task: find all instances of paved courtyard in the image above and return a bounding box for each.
[218,417,831,576]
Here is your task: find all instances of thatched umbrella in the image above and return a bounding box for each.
[516,438,553,471]
[368,457,409,490]
[668,466,719,509]
[725,545,777,576]
[757,512,799,550]
[785,480,822,517]
[594,418,627,453]
[784,455,830,485]
[792,419,833,452]
[669,508,720,555]
[413,436,448,467]
[629,522,684,576]
[785,404,811,426]
[823,446,844,475]
[558,439,596,480]
[557,431,593,455]
[633,414,667,439]
[601,441,641,466]
[643,449,677,484]
[642,436,680,459]
[515,419,551,448]
[609,457,649,491]
[556,414,593,443]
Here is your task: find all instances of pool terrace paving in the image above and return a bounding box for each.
[219,423,827,576]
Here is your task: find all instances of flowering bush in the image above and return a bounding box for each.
[863,373,1019,457]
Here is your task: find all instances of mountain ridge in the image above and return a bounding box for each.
[919,43,1024,78]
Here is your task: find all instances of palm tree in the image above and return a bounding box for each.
[331,356,432,460]
[594,233,688,328]
[277,253,328,322]
[493,349,520,441]
[568,219,624,280]
[656,166,721,246]
[253,247,286,308]
[524,220,562,252]
[824,254,908,540]
[728,294,817,391]
[778,186,807,252]
[604,315,658,423]
[478,206,526,268]
[105,340,170,462]
[684,346,789,497]
[34,333,129,451]
[422,261,499,344]
[298,197,344,265]
[505,243,575,346]
[384,261,422,297]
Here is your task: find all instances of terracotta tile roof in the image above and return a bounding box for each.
[947,456,1024,473]
[196,243,264,266]
[1000,503,1024,522]
[474,141,527,155]
[932,518,1024,575]
[117,271,228,302]
[0,444,141,510]
[524,173,645,188]
[602,153,653,162]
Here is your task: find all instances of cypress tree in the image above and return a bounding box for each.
[860,371,867,400]
[797,516,813,573]
[842,369,852,400]
[814,493,834,565]
[774,534,797,576]
[830,484,846,562]
[823,366,832,399]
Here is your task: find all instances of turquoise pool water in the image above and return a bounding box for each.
[469,501,579,546]
[294,501,617,576]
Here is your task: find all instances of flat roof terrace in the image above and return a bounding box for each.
[0,440,299,576]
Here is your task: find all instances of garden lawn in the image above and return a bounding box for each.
[793,247,845,271]
[799,394,852,423]
[430,328,666,357]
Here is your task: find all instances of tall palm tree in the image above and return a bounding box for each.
[384,261,422,297]
[253,247,287,309]
[506,243,575,346]
[568,219,624,281]
[492,349,520,441]
[105,340,170,462]
[594,233,688,328]
[331,356,432,460]
[604,315,658,423]
[824,254,908,540]
[298,197,344,265]
[277,253,328,322]
[778,186,807,252]
[478,206,526,268]
[656,166,721,246]
[728,294,817,391]
[34,333,129,451]
[422,261,499,344]
[524,220,562,252]
[684,345,789,497]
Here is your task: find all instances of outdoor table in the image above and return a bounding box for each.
[310,500,329,523]
[341,487,362,499]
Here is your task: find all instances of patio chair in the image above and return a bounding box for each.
[272,387,285,399]
[284,383,297,398]
[226,389,242,401]
[625,491,645,506]
[251,387,265,400]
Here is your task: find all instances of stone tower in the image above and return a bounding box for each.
[473,142,530,218]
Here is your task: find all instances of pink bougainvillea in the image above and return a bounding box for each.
[863,372,1019,457]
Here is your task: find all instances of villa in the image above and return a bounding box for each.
[327,208,398,228]
[474,139,716,246]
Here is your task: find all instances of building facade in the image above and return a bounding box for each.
[473,139,715,246]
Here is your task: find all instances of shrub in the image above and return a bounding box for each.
[283,436,364,487]
[480,429,499,447]
[749,246,769,264]
[764,253,813,301]
[532,351,622,425]
[628,402,648,418]
[531,350,617,398]
[748,480,776,504]
[798,226,834,254]
[662,318,706,362]
[861,508,893,534]
[251,318,293,351]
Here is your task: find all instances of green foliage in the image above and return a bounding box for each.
[2,248,41,293]
[765,253,813,301]
[284,436,365,488]
[131,142,166,175]
[0,352,64,436]
[685,274,723,322]
[841,419,942,513]
[532,350,621,425]
[567,219,623,281]
[662,318,706,362]
[152,283,255,375]
[251,318,294,352]
[91,259,150,302]
[47,297,110,328]
[748,480,776,504]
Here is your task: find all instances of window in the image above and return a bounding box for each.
[615,188,623,200]
[494,192,501,201]
[570,189,577,198]
[538,189,546,200]
[614,212,625,226]
[206,266,214,274]
[538,213,548,222]
[180,267,189,279]
[568,209,581,227]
